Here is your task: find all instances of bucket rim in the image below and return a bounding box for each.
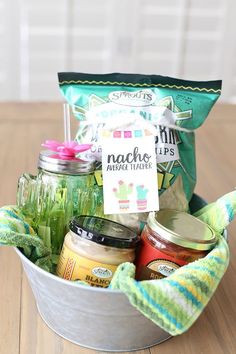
[15,194,224,294]
[14,247,123,294]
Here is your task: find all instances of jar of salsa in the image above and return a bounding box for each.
[135,209,217,280]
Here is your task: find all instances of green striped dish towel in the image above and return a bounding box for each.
[0,206,52,271]
[110,191,235,335]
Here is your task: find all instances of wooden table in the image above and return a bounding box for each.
[0,103,235,354]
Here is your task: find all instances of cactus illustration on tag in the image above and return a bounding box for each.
[113,181,133,210]
[136,185,149,210]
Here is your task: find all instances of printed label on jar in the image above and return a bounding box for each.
[56,244,118,288]
[138,259,180,280]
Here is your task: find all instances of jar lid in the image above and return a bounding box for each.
[69,215,139,249]
[147,209,217,251]
[38,150,94,175]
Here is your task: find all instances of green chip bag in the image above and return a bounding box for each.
[58,72,221,228]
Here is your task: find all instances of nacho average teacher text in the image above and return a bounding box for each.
[106,146,152,171]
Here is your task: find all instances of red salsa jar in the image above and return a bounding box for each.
[136,209,217,280]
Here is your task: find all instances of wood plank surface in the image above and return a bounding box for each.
[0,102,235,354]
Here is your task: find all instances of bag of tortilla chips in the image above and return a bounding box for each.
[58,72,221,231]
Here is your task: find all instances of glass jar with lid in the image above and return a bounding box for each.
[135,209,217,280]
[17,150,103,254]
[57,215,139,287]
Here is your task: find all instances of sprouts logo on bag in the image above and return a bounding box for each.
[108,89,156,107]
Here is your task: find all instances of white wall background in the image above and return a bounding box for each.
[0,0,236,101]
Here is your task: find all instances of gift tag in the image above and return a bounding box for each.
[101,129,159,214]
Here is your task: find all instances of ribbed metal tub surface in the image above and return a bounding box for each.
[15,195,206,351]
[16,249,171,351]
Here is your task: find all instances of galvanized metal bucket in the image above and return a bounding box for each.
[16,249,171,351]
[15,195,206,352]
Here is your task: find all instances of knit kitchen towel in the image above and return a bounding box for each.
[0,206,52,272]
[194,190,236,234]
[110,191,235,336]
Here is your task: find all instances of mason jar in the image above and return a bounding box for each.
[17,150,103,255]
